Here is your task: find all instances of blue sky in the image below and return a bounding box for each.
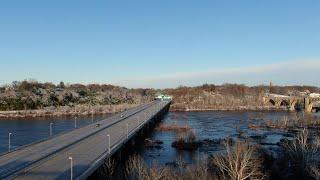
[0,0,319,88]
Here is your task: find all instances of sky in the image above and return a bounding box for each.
[0,0,319,88]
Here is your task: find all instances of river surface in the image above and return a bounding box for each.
[138,111,320,166]
[0,111,319,165]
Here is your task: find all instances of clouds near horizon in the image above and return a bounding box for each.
[110,59,320,88]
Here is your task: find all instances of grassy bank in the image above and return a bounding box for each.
[0,104,138,119]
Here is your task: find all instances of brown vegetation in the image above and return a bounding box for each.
[247,114,320,132]
[0,103,139,118]
[125,154,172,180]
[125,142,264,180]
[164,84,320,111]
[282,129,320,179]
[172,131,200,150]
[212,142,264,180]
[125,154,215,180]
[156,123,190,132]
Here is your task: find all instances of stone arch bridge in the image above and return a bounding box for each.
[263,93,320,113]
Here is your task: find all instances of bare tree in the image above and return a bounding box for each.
[213,142,263,180]
[284,128,320,178]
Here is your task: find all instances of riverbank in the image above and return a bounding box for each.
[170,105,289,112]
[0,104,295,119]
[0,103,139,119]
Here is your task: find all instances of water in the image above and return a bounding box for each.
[138,111,320,166]
[0,114,110,154]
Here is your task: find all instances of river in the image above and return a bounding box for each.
[138,111,320,166]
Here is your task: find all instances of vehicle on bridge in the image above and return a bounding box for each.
[155,93,172,101]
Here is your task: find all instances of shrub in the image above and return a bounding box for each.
[212,142,264,180]
[283,128,320,179]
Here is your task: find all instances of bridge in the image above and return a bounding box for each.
[263,93,320,112]
[0,100,171,180]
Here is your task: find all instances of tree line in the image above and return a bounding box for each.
[0,80,319,111]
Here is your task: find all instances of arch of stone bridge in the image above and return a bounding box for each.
[268,99,276,106]
[266,98,298,111]
[264,95,319,112]
[280,100,289,106]
[289,99,298,111]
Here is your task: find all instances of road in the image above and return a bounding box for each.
[0,100,170,180]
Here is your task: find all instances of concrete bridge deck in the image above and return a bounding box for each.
[0,100,171,180]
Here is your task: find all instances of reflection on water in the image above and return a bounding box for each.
[0,114,110,154]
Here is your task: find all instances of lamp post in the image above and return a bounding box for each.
[107,134,111,154]
[8,133,12,152]
[91,110,94,123]
[69,157,73,180]
[126,123,129,139]
[50,123,53,137]
[74,117,77,129]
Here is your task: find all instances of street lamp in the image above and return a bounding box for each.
[69,156,73,180]
[91,110,94,123]
[74,117,77,129]
[126,123,129,139]
[107,134,111,154]
[50,123,53,137]
[8,133,12,152]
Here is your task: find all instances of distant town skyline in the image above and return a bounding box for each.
[0,1,319,88]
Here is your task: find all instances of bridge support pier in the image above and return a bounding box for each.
[289,100,297,111]
[304,98,313,113]
[275,101,281,108]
